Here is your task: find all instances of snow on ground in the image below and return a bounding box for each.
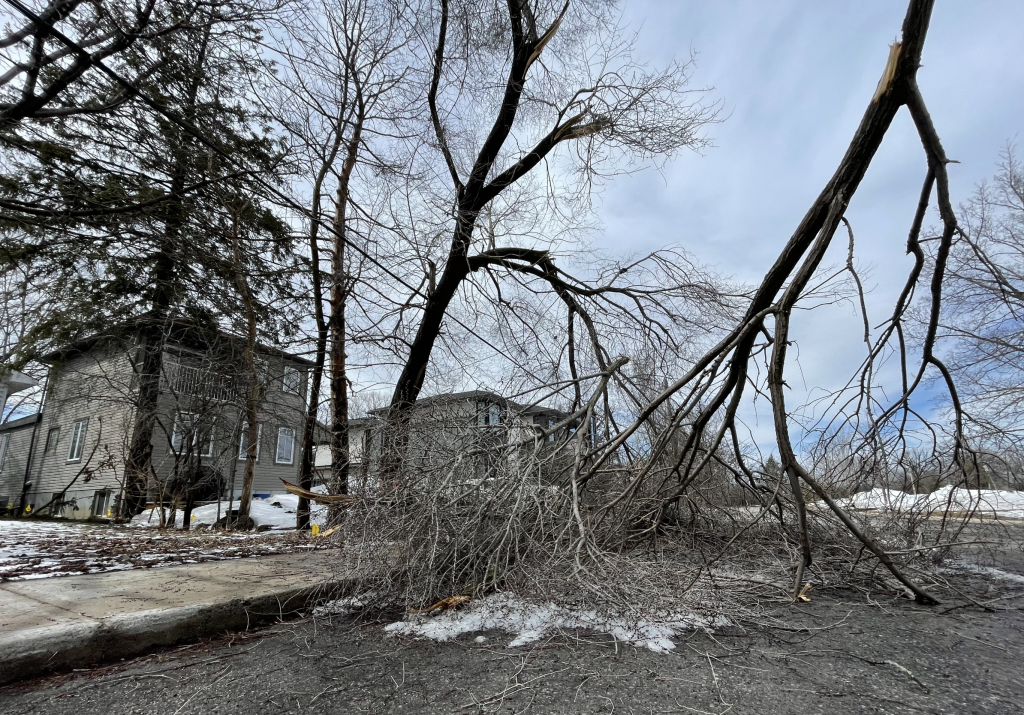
[0,487,340,581]
[382,592,727,653]
[839,486,1024,519]
[0,517,318,582]
[952,563,1024,586]
[129,487,329,530]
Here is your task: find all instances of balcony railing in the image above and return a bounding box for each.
[161,363,237,402]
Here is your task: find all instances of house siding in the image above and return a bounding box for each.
[0,418,38,512]
[146,352,308,498]
[23,345,137,516]
[10,333,311,519]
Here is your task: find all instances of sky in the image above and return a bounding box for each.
[589,1,1024,446]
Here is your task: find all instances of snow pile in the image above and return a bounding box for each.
[384,592,726,653]
[840,486,1024,519]
[130,487,329,530]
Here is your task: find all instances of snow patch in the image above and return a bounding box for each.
[313,596,369,616]
[383,592,725,653]
[839,487,1024,519]
[954,563,1024,585]
[129,490,329,530]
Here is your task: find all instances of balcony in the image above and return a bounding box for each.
[161,363,237,403]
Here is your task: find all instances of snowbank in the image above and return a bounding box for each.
[383,592,726,653]
[840,486,1024,519]
[130,486,329,530]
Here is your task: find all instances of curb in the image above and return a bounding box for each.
[0,581,348,686]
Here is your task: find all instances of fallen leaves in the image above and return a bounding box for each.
[409,595,471,614]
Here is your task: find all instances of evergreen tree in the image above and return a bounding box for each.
[0,6,298,517]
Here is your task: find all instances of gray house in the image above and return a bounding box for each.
[0,326,313,519]
[340,390,575,490]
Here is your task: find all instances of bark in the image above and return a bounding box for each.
[328,122,362,499]
[328,184,350,498]
[228,204,262,523]
[295,142,340,528]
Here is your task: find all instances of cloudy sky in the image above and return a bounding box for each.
[589,1,1024,445]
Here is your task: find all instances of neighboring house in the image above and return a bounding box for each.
[0,414,41,515]
[339,390,574,488]
[312,417,374,486]
[1,324,313,519]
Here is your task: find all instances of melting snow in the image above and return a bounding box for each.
[0,516,314,581]
[839,486,1024,519]
[954,563,1024,585]
[383,592,726,653]
[129,487,330,530]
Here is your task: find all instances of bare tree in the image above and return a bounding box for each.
[264,0,410,524]
[348,0,994,615]
[932,146,1024,450]
[379,0,718,472]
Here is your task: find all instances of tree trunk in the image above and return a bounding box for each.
[326,90,365,502]
[381,214,476,477]
[328,184,350,501]
[118,21,212,519]
[230,206,262,524]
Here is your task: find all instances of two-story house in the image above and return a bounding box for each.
[0,324,313,519]
[341,390,575,490]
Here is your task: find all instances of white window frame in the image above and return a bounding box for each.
[170,413,189,453]
[197,423,214,458]
[282,365,302,395]
[67,418,88,462]
[275,426,295,465]
[0,433,9,472]
[171,413,215,457]
[238,422,262,461]
[91,490,112,517]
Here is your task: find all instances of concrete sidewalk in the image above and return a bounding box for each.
[0,551,348,686]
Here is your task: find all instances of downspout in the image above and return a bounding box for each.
[18,370,49,515]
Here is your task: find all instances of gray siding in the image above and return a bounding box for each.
[0,419,37,511]
[25,346,136,513]
[16,336,311,517]
[146,351,308,498]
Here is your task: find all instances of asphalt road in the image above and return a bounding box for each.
[2,571,1022,715]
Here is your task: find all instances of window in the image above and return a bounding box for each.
[44,427,60,456]
[238,422,262,461]
[282,365,302,395]
[171,414,215,457]
[67,418,88,462]
[170,414,188,453]
[198,426,214,457]
[477,401,501,426]
[547,418,555,443]
[276,427,295,464]
[0,433,9,472]
[50,492,66,516]
[91,490,112,517]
